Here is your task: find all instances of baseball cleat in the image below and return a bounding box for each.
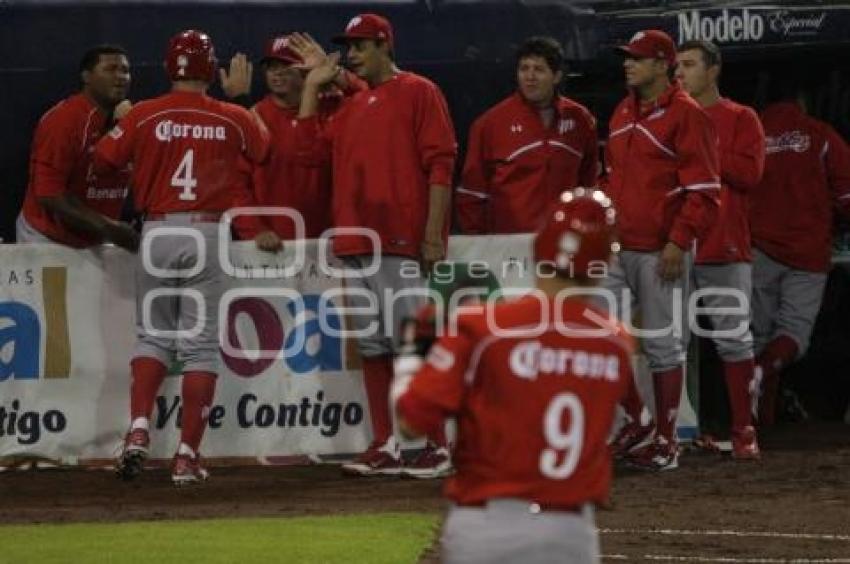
[171,452,210,486]
[610,420,654,459]
[115,428,150,481]
[626,435,679,471]
[342,436,403,477]
[402,443,452,479]
[731,426,761,461]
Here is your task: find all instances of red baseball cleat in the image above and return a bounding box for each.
[171,452,210,486]
[610,420,654,459]
[731,426,761,461]
[402,443,452,479]
[342,436,403,477]
[626,435,679,471]
[115,428,150,481]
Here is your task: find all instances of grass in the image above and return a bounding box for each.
[0,513,438,564]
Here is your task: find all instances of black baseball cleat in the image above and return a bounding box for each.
[115,428,150,481]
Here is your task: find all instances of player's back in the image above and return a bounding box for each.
[115,91,268,214]
[446,295,631,509]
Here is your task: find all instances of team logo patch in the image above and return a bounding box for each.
[346,16,362,31]
[765,131,811,154]
[630,31,646,43]
[427,344,455,372]
[177,54,188,76]
[558,119,575,134]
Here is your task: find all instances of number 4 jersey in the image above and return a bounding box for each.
[397,295,632,508]
[94,91,270,214]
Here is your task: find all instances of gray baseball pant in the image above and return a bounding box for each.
[15,214,53,244]
[341,255,427,358]
[134,216,223,373]
[599,250,689,372]
[692,262,754,362]
[751,249,827,358]
[442,499,599,564]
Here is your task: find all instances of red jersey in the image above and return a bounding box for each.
[606,82,720,251]
[94,91,269,214]
[457,93,598,234]
[398,296,632,508]
[750,102,850,272]
[295,71,457,258]
[696,99,765,264]
[21,93,130,247]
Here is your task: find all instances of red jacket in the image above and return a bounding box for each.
[295,72,457,258]
[398,296,631,508]
[21,93,130,246]
[750,102,850,272]
[95,91,269,214]
[240,77,368,240]
[457,93,598,234]
[606,82,720,251]
[695,98,765,264]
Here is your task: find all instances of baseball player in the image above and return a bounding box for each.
[95,30,278,486]
[457,36,598,234]
[675,40,764,459]
[17,45,138,250]
[749,81,850,425]
[233,34,365,240]
[294,14,457,476]
[604,30,720,470]
[395,190,630,564]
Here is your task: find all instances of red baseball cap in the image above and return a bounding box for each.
[332,14,394,50]
[261,36,303,66]
[617,30,676,66]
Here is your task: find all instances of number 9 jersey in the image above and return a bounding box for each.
[94,91,270,214]
[396,295,633,508]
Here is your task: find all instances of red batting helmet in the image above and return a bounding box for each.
[165,30,217,83]
[534,188,617,278]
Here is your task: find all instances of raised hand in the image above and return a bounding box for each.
[220,53,253,99]
[287,32,328,70]
[304,51,342,88]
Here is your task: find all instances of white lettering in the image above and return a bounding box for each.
[678,9,765,44]
[154,120,228,143]
[509,341,620,382]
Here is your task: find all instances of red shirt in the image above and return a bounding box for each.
[295,71,457,258]
[696,98,765,264]
[750,102,850,272]
[21,93,130,246]
[606,82,720,251]
[457,93,598,234]
[94,91,269,214]
[398,296,632,508]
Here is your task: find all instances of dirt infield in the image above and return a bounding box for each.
[1,423,849,562]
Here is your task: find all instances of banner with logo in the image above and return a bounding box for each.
[600,5,850,50]
[0,235,696,465]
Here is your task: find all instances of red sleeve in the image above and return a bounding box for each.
[414,81,457,187]
[231,157,271,239]
[30,114,78,199]
[722,107,765,193]
[93,112,137,178]
[823,127,850,218]
[668,106,721,249]
[456,116,490,234]
[578,110,600,187]
[241,107,271,165]
[293,114,333,167]
[397,331,474,438]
